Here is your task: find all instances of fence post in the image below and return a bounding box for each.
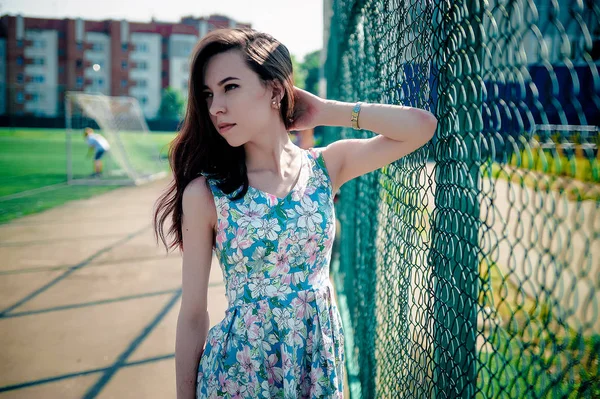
[65,92,73,184]
[430,0,483,397]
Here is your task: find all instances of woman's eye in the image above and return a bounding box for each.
[202,84,236,100]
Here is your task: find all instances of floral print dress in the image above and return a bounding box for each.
[196,148,345,398]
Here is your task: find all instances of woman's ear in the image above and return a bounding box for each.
[269,80,285,103]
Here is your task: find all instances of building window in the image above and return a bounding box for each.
[32,39,45,48]
[33,58,45,65]
[137,80,147,88]
[136,43,149,53]
[122,43,128,52]
[97,78,104,87]
[139,95,148,105]
[121,79,127,88]
[77,42,83,51]
[16,92,24,103]
[31,92,45,103]
[121,60,128,70]
[76,59,83,68]
[17,40,23,48]
[32,75,45,83]
[92,43,103,51]
[137,61,148,70]
[17,56,24,66]
[16,74,24,84]
[76,76,84,89]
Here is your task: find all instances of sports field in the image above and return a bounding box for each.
[0,128,176,223]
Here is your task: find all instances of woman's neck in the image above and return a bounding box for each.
[244,128,298,175]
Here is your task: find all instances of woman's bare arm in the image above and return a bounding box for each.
[176,176,216,399]
[288,88,437,193]
[320,101,437,192]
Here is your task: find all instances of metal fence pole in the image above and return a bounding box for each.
[65,92,73,184]
[431,0,483,397]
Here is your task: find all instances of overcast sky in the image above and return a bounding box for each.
[0,0,324,60]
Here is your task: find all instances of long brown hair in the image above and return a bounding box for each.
[153,28,297,252]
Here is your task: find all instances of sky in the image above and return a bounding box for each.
[0,0,324,60]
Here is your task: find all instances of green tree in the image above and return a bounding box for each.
[291,54,306,89]
[158,87,185,119]
[301,50,321,95]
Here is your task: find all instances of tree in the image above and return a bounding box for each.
[291,54,307,89]
[301,50,321,96]
[158,87,185,120]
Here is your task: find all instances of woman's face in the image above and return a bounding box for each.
[202,50,279,147]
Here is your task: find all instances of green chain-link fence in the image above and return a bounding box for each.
[324,0,599,397]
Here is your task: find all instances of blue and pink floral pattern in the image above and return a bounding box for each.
[196,148,345,398]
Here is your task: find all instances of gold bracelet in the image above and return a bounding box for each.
[351,102,363,130]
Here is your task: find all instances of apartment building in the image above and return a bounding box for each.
[0,14,250,119]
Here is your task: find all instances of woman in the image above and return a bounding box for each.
[154,28,436,399]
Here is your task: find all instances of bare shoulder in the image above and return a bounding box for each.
[183,175,211,198]
[182,176,217,227]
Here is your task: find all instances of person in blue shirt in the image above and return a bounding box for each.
[83,127,110,177]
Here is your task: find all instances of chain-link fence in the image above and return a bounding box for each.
[324,0,599,397]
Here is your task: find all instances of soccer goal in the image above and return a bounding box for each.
[65,92,168,185]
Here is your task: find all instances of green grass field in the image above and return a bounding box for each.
[0,128,176,223]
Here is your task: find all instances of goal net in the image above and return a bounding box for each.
[65,92,168,185]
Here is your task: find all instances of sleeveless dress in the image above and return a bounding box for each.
[196,148,345,398]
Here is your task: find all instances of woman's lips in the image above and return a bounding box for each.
[219,124,236,133]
